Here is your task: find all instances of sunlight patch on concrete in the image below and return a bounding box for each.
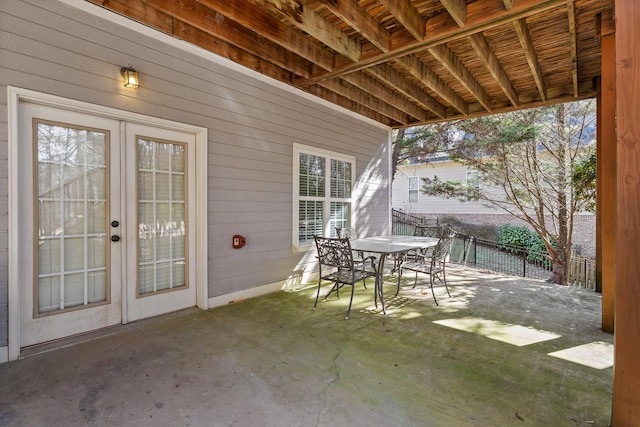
[433,317,561,346]
[548,341,613,369]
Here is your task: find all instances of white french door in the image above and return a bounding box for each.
[17,103,197,348]
[124,123,196,322]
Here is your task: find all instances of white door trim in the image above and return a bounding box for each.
[7,86,208,361]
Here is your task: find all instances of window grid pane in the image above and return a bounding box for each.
[298,201,323,244]
[35,122,108,314]
[299,153,325,197]
[408,176,419,203]
[330,159,351,198]
[408,176,419,190]
[330,202,351,237]
[137,138,188,296]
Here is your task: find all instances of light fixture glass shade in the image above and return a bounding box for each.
[121,66,139,88]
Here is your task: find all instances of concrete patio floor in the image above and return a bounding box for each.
[0,266,613,426]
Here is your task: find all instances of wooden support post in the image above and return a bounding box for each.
[597,32,615,333]
[612,0,640,423]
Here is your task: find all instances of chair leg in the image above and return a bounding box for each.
[313,279,322,310]
[430,273,439,306]
[321,282,341,302]
[345,284,355,320]
[359,252,368,290]
[442,265,451,297]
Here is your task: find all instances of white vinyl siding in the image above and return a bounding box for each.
[294,144,355,249]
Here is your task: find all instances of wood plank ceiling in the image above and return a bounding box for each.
[88,0,615,129]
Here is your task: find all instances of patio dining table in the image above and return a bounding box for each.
[349,235,439,314]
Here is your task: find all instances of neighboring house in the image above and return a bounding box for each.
[393,160,497,215]
[0,0,390,361]
[392,160,596,256]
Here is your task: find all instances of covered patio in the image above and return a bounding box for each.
[0,268,612,426]
[1,0,638,424]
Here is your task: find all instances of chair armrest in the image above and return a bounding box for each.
[362,255,378,271]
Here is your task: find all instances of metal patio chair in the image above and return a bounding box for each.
[313,236,377,319]
[398,232,455,305]
[336,226,377,289]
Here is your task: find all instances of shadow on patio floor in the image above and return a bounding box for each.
[0,266,612,426]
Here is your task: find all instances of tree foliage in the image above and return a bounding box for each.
[571,149,596,213]
[396,100,596,285]
[391,123,460,180]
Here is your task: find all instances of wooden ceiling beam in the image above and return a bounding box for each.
[318,78,412,124]
[596,9,616,38]
[173,21,294,82]
[297,0,570,86]
[503,0,516,11]
[378,0,426,41]
[399,80,596,128]
[428,43,493,112]
[567,2,579,97]
[340,72,432,122]
[440,0,467,27]
[318,0,391,53]
[513,18,547,102]
[395,55,469,115]
[194,0,335,70]
[365,64,447,118]
[468,33,519,107]
[85,0,174,33]
[304,85,396,126]
[86,0,303,79]
[259,0,361,62]
[174,6,312,78]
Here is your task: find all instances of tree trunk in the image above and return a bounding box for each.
[546,249,568,285]
[548,104,570,286]
[391,128,405,180]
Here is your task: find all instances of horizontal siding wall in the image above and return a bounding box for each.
[0,0,390,342]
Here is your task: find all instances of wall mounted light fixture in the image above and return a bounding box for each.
[121,65,139,89]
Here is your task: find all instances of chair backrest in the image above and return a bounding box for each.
[414,225,439,238]
[337,226,357,239]
[314,236,355,270]
[431,233,455,264]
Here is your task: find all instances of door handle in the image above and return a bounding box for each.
[111,235,121,242]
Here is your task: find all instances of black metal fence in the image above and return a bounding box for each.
[391,209,439,235]
[391,209,596,290]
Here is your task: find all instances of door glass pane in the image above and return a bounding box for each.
[137,138,187,296]
[35,121,109,313]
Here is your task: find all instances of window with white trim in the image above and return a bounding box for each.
[293,144,355,250]
[466,170,480,190]
[408,176,420,203]
[466,170,480,199]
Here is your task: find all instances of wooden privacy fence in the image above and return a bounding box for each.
[392,209,597,291]
[568,254,597,290]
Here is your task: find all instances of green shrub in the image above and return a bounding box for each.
[498,224,531,248]
[498,225,551,265]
